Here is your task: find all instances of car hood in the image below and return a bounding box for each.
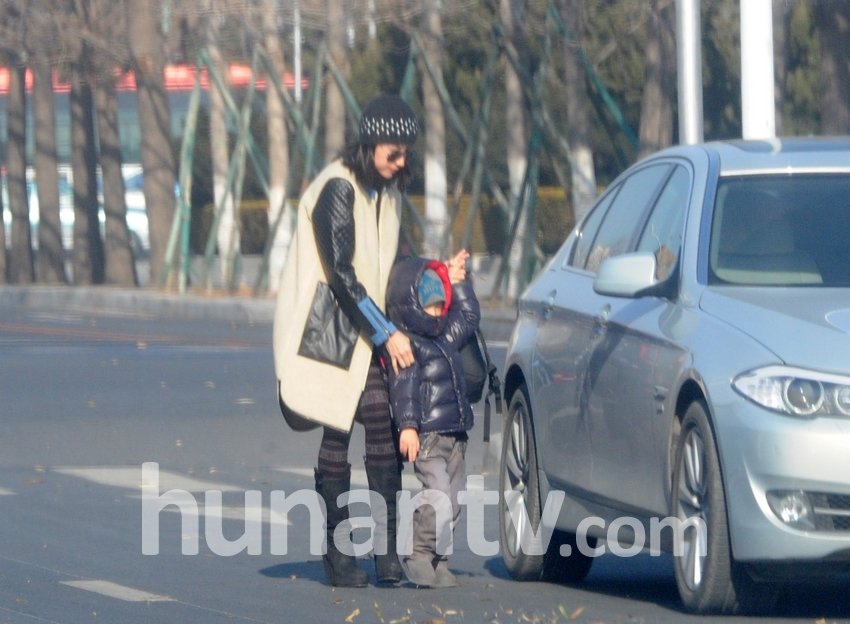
[699,287,850,372]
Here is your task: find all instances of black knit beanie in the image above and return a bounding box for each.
[358,95,419,145]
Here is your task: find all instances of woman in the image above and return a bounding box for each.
[273,95,418,587]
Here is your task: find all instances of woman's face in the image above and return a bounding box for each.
[373,143,412,180]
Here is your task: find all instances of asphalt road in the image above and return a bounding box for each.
[0,301,847,623]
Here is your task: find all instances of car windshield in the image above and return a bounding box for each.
[709,174,850,287]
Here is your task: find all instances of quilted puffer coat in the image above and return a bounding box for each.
[386,256,481,435]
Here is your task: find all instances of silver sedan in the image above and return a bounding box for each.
[498,137,850,615]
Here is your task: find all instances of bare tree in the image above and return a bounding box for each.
[69,54,105,285]
[0,176,6,283]
[638,0,675,158]
[816,0,850,134]
[205,4,239,286]
[325,0,348,161]
[772,0,787,135]
[501,0,529,299]
[81,0,136,286]
[6,61,34,283]
[419,0,448,259]
[32,60,68,284]
[262,0,292,294]
[557,0,596,227]
[127,0,177,286]
[27,0,71,286]
[95,75,138,286]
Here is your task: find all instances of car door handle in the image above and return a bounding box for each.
[542,290,556,320]
[593,304,611,335]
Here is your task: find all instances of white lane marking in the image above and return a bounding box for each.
[61,580,173,602]
[52,466,242,492]
[125,494,292,529]
[0,487,15,496]
[57,465,291,527]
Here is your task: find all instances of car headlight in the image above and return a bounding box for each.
[733,365,850,418]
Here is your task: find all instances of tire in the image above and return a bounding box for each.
[498,382,593,583]
[671,400,779,614]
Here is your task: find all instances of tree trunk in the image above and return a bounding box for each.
[638,0,675,158]
[0,178,6,283]
[33,61,68,284]
[69,61,104,285]
[773,0,787,135]
[420,0,448,259]
[95,76,138,286]
[6,63,34,283]
[559,0,596,225]
[325,0,348,162]
[127,0,177,286]
[207,13,239,287]
[501,0,529,300]
[816,0,850,134]
[263,0,292,295]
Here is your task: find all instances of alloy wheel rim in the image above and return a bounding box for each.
[676,427,708,591]
[503,404,530,557]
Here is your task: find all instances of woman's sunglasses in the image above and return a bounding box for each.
[387,149,413,163]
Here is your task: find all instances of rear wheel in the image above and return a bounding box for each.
[499,382,593,583]
[671,400,778,614]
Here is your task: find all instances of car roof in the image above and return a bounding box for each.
[651,136,850,176]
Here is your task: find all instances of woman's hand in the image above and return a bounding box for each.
[446,249,470,285]
[385,330,414,374]
[399,428,420,462]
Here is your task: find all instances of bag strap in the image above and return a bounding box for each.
[475,328,502,444]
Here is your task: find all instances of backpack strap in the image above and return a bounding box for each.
[475,328,502,444]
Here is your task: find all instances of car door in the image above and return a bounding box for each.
[531,192,615,491]
[534,163,675,496]
[582,164,692,513]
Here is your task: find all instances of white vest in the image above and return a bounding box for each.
[273,161,401,431]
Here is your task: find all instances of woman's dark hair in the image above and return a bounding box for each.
[341,143,413,193]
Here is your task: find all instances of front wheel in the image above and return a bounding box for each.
[498,382,593,583]
[671,400,778,614]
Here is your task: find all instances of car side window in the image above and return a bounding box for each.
[568,189,616,270]
[584,164,671,273]
[637,165,690,281]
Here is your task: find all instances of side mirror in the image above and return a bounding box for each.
[593,251,659,298]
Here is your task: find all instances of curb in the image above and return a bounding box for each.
[0,285,517,342]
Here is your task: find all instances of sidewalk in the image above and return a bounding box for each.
[0,254,517,342]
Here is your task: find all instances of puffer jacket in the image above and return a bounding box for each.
[386,256,481,435]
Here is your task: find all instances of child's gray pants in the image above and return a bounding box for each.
[409,432,467,562]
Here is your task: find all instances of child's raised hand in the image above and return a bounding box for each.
[446,249,470,285]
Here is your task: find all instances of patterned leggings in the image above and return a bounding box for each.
[317,357,399,479]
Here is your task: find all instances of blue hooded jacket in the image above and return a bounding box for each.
[385,256,480,436]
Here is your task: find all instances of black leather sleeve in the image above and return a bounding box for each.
[312,178,390,340]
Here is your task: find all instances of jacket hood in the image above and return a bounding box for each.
[386,256,452,337]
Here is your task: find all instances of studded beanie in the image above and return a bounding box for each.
[359,95,419,145]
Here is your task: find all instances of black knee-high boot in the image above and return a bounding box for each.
[315,467,369,587]
[365,460,403,584]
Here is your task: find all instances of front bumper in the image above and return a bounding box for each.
[717,397,850,565]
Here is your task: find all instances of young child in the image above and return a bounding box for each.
[384,251,480,587]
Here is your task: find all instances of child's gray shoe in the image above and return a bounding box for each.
[432,560,459,588]
[402,558,436,587]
